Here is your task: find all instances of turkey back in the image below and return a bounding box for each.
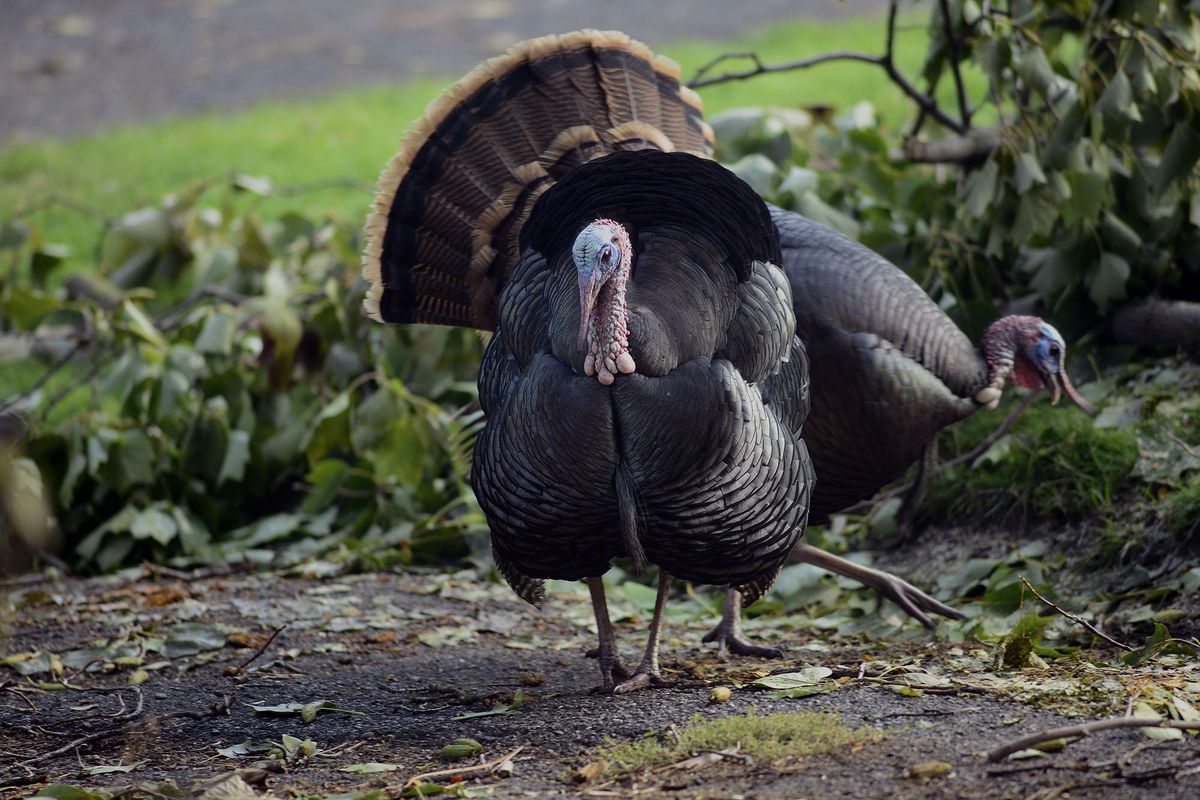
[362,30,714,330]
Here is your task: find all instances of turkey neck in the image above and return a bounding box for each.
[979,314,1040,399]
[589,267,631,357]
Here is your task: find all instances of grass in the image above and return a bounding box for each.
[925,403,1140,522]
[593,710,876,778]
[0,10,985,272]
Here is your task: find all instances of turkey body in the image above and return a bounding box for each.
[475,151,813,606]
[770,209,984,522]
[361,31,815,690]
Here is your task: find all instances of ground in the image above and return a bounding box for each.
[3,545,1198,800]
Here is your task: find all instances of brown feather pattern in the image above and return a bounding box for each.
[362,30,713,330]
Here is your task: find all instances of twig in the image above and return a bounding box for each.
[687,1,967,134]
[1019,577,1134,652]
[2,688,144,771]
[689,50,883,88]
[940,391,1038,471]
[402,744,525,788]
[937,0,973,128]
[987,717,1200,762]
[230,626,287,675]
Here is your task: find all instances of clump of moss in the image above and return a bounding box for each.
[925,404,1138,522]
[593,711,876,777]
[1166,482,1200,535]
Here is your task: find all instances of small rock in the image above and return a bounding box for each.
[709,686,732,704]
[908,760,953,779]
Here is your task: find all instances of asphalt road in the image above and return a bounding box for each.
[2,0,881,143]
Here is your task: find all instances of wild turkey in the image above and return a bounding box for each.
[362,31,815,692]
[702,211,1096,656]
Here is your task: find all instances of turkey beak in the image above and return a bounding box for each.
[1042,356,1095,414]
[1053,368,1095,414]
[577,270,603,351]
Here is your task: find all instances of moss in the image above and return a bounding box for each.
[925,404,1138,522]
[1166,482,1200,535]
[593,710,876,777]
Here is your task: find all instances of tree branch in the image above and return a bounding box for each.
[988,717,1200,762]
[688,50,884,88]
[938,0,973,128]
[892,129,1000,165]
[688,2,967,135]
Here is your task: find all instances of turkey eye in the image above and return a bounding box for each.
[1049,344,1061,357]
[600,245,612,265]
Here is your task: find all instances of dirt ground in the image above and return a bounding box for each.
[2,560,1198,800]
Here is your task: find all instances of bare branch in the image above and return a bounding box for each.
[688,50,883,89]
[988,717,1200,763]
[938,0,973,128]
[686,2,967,135]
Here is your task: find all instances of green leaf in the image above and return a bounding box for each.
[962,160,999,219]
[112,429,156,491]
[28,786,107,800]
[339,763,400,774]
[750,667,833,690]
[1155,122,1200,194]
[129,505,178,546]
[1087,253,1130,312]
[1014,152,1047,194]
[451,690,523,720]
[1062,171,1108,226]
[248,699,363,723]
[1096,71,1142,125]
[195,312,236,356]
[117,300,167,352]
[162,622,227,658]
[305,392,351,465]
[217,430,251,485]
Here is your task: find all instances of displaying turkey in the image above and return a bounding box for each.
[362,31,815,692]
[702,211,1096,656]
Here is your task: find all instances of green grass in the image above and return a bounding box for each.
[0,11,980,272]
[925,404,1139,522]
[593,711,875,777]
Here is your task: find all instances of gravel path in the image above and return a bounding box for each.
[2,0,880,142]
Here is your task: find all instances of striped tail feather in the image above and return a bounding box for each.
[362,30,714,330]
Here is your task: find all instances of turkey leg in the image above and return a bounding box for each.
[703,544,967,658]
[701,585,784,658]
[613,570,674,694]
[586,576,630,690]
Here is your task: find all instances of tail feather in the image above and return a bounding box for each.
[363,29,714,330]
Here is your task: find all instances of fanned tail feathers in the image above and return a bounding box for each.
[362,30,714,330]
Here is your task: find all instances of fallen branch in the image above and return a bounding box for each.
[402,744,525,788]
[1019,577,1134,652]
[688,1,967,134]
[229,625,287,675]
[987,718,1200,762]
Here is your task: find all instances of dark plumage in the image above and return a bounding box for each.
[362,31,815,691]
[703,208,1096,654]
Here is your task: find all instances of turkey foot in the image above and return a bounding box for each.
[702,588,784,660]
[586,576,633,691]
[611,570,674,694]
[792,544,964,629]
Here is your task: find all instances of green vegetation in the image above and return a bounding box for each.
[594,711,876,776]
[2,5,1197,577]
[926,405,1139,520]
